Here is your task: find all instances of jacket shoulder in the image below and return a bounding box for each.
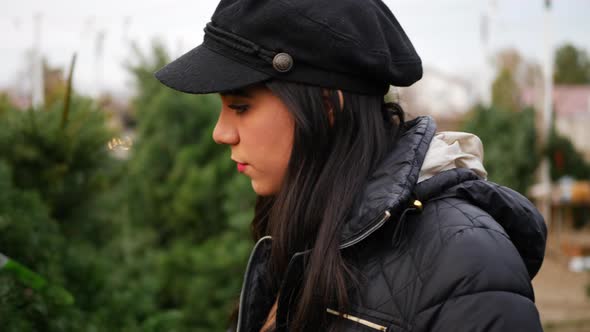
[405,197,542,331]
[343,196,542,331]
[412,196,509,243]
[407,196,529,283]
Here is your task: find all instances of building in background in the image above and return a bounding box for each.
[398,67,477,131]
[522,85,590,161]
[0,88,31,109]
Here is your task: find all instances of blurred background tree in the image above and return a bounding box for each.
[462,49,541,194]
[554,43,590,84]
[491,48,544,114]
[462,105,539,194]
[547,128,590,181]
[463,45,590,196]
[123,41,255,330]
[0,62,125,330]
[491,68,520,112]
[548,44,590,183]
[0,43,256,331]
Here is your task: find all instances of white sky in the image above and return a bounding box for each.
[1,0,589,98]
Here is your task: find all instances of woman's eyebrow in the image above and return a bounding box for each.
[220,89,252,98]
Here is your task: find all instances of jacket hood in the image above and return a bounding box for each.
[340,116,546,279]
[418,131,488,183]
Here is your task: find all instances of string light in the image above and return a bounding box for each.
[107,136,133,151]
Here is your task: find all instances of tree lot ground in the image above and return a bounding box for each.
[534,229,590,331]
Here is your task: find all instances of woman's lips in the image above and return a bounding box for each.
[237,162,248,173]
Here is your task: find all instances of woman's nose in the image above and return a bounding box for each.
[212,111,239,145]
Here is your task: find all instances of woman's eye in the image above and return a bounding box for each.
[228,104,250,114]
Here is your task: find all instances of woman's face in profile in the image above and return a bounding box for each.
[214,85,294,196]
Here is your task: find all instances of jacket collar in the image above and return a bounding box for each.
[339,116,437,246]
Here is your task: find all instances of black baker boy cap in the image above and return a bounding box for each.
[155,0,422,96]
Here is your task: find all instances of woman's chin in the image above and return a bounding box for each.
[251,180,278,197]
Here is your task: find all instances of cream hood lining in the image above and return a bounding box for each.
[418,131,488,183]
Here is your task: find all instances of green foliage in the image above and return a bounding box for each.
[546,128,590,180]
[0,93,11,115]
[462,105,539,194]
[0,91,126,330]
[554,43,590,84]
[491,68,520,112]
[0,41,256,331]
[127,89,233,243]
[0,161,80,332]
[0,99,116,226]
[124,41,256,330]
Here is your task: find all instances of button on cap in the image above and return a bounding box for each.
[272,53,293,73]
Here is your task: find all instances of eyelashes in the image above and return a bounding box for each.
[228,104,250,114]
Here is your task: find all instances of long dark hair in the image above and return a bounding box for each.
[250,80,404,331]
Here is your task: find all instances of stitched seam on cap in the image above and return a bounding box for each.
[202,42,272,78]
[390,57,423,65]
[204,39,386,94]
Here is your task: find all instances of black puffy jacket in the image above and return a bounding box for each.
[234,116,547,332]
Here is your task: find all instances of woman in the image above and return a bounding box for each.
[155,0,547,331]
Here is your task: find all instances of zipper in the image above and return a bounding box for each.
[339,210,391,249]
[326,308,388,331]
[236,235,272,332]
[237,209,397,329]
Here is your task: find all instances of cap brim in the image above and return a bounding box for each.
[154,45,270,94]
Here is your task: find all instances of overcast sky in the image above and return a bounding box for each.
[1,0,589,97]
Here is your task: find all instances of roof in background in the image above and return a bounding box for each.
[522,85,590,117]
